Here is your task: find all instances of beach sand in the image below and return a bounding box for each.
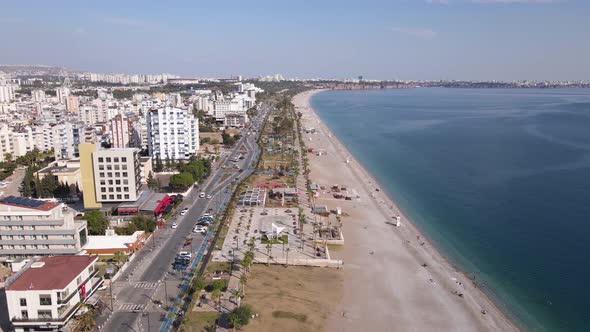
[293,90,519,332]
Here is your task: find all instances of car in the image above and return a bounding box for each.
[97,284,108,291]
[170,223,177,229]
[206,195,212,199]
[193,225,207,234]
[180,208,188,216]
[199,192,206,198]
[178,251,191,258]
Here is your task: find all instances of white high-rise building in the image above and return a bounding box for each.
[0,85,16,103]
[52,123,80,160]
[32,89,46,102]
[146,106,199,160]
[56,87,70,104]
[109,114,140,148]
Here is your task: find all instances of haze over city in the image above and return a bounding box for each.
[1,0,589,80]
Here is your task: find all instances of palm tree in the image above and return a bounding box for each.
[76,304,95,332]
[229,313,241,332]
[265,241,273,265]
[239,274,248,297]
[212,288,221,310]
[113,251,126,268]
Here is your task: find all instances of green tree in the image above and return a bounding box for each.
[239,274,248,296]
[147,171,160,192]
[113,251,127,267]
[169,172,194,191]
[154,155,164,172]
[76,305,95,332]
[39,171,58,198]
[82,211,109,235]
[228,305,252,329]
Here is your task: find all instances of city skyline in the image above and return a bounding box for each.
[1,0,589,81]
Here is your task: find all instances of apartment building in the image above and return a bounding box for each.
[0,196,88,260]
[109,113,141,148]
[79,143,142,208]
[146,106,199,160]
[52,122,80,160]
[4,255,102,332]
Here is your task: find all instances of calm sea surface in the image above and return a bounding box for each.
[311,88,590,331]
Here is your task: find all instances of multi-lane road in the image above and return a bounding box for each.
[97,105,268,332]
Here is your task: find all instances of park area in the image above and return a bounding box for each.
[241,264,342,332]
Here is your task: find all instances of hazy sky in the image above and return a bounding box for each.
[1,0,589,80]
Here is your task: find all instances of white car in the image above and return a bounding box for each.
[97,284,108,291]
[206,195,212,199]
[193,225,207,234]
[178,251,191,258]
[170,222,177,229]
[199,192,206,198]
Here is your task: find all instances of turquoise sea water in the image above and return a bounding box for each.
[311,88,590,332]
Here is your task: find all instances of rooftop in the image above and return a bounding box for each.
[0,196,60,211]
[84,231,145,250]
[6,255,98,291]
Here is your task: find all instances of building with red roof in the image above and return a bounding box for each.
[4,255,102,332]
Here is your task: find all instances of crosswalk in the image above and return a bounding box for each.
[134,282,158,289]
[117,303,145,312]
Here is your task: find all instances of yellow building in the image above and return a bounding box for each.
[79,143,102,209]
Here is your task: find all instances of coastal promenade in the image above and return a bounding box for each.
[293,90,519,332]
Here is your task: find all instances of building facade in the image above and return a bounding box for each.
[4,255,102,332]
[146,106,199,160]
[0,196,88,260]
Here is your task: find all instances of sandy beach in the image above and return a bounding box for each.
[293,90,519,332]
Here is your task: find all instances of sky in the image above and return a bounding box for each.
[1,0,589,81]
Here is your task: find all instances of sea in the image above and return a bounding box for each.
[310,88,590,332]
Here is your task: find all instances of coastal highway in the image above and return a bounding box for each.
[97,105,268,332]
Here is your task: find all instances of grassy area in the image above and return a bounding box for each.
[179,311,218,332]
[204,261,230,274]
[272,311,308,322]
[242,265,342,332]
[260,234,288,245]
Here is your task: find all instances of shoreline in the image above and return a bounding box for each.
[293,89,520,331]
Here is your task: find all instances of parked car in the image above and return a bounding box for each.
[193,225,207,234]
[199,192,206,198]
[170,222,177,229]
[178,251,191,259]
[206,195,212,199]
[180,208,189,216]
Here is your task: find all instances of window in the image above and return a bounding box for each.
[20,298,27,306]
[123,187,129,192]
[98,157,104,162]
[107,172,112,177]
[122,165,127,170]
[77,276,82,285]
[115,180,121,185]
[101,195,107,200]
[37,310,52,319]
[121,157,127,162]
[99,172,105,178]
[100,180,105,185]
[101,187,106,192]
[109,195,114,199]
[122,172,128,177]
[98,165,104,170]
[114,165,119,170]
[115,172,120,177]
[106,165,112,170]
[39,295,52,306]
[124,194,130,199]
[89,265,94,273]
[114,157,119,162]
[108,180,113,185]
[123,180,129,185]
[108,187,114,192]
[116,194,122,199]
[116,187,121,192]
[20,310,28,319]
[106,157,111,162]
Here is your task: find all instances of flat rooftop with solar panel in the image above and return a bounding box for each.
[0,196,88,261]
